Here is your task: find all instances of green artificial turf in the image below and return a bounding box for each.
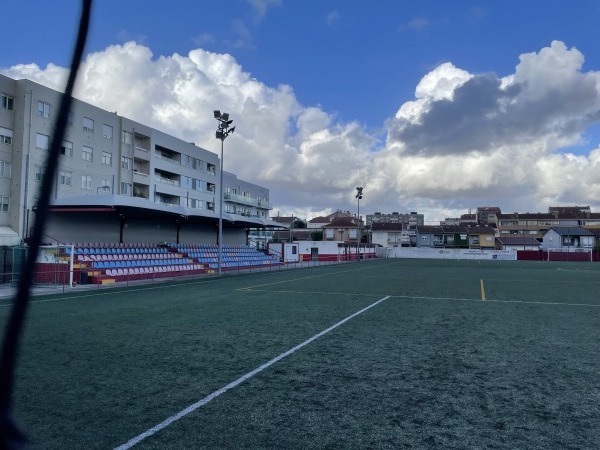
[1,259,599,449]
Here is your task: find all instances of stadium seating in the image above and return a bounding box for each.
[71,242,280,284]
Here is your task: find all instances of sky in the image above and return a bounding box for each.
[3,0,600,223]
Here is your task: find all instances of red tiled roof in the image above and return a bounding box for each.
[322,216,358,228]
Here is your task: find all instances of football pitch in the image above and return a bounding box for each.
[1,258,599,449]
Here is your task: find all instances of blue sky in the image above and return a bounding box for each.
[4,0,600,221]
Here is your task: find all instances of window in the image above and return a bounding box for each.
[207,163,216,175]
[101,178,111,190]
[34,165,43,182]
[82,146,93,161]
[0,161,11,178]
[1,93,14,111]
[122,130,132,144]
[102,151,112,166]
[0,196,8,212]
[188,199,203,209]
[83,117,94,133]
[60,171,72,186]
[120,182,132,196]
[121,156,132,170]
[182,176,193,189]
[81,175,92,190]
[325,229,334,239]
[67,111,74,125]
[0,127,12,145]
[35,133,49,150]
[37,101,50,118]
[61,140,73,156]
[103,124,113,139]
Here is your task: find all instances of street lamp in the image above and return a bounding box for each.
[355,186,363,261]
[214,110,235,275]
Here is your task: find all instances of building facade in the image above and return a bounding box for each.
[366,211,424,228]
[0,73,275,245]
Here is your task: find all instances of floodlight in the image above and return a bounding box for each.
[213,109,234,275]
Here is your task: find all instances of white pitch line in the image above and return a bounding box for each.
[392,294,600,307]
[113,295,391,450]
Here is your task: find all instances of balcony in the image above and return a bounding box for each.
[258,199,273,210]
[224,192,259,207]
[158,177,179,187]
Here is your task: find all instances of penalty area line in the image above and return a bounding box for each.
[113,295,391,450]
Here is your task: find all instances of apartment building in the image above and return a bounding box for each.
[494,207,600,238]
[365,211,424,228]
[0,73,275,245]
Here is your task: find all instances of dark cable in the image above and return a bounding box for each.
[0,1,92,448]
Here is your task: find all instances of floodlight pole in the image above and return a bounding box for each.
[355,187,363,262]
[218,137,224,275]
[214,110,235,276]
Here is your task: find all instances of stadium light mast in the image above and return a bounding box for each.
[355,187,363,261]
[214,110,235,275]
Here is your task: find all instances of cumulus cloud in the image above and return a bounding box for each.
[4,40,600,221]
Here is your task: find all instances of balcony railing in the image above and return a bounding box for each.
[224,192,258,207]
[221,194,272,210]
[158,177,179,187]
[258,199,273,209]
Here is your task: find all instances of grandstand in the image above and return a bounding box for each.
[66,243,281,284]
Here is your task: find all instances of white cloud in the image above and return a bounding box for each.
[246,0,281,22]
[325,10,341,27]
[399,18,431,32]
[4,40,600,221]
[191,33,215,46]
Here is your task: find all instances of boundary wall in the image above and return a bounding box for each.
[377,247,517,261]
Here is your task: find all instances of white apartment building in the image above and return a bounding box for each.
[366,211,424,228]
[0,73,277,246]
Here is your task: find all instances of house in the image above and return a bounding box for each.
[371,222,407,247]
[441,225,469,248]
[308,210,362,229]
[495,236,541,251]
[307,216,331,229]
[321,216,361,242]
[467,226,496,249]
[541,227,595,251]
[415,225,444,247]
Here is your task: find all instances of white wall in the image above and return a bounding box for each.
[377,246,517,261]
